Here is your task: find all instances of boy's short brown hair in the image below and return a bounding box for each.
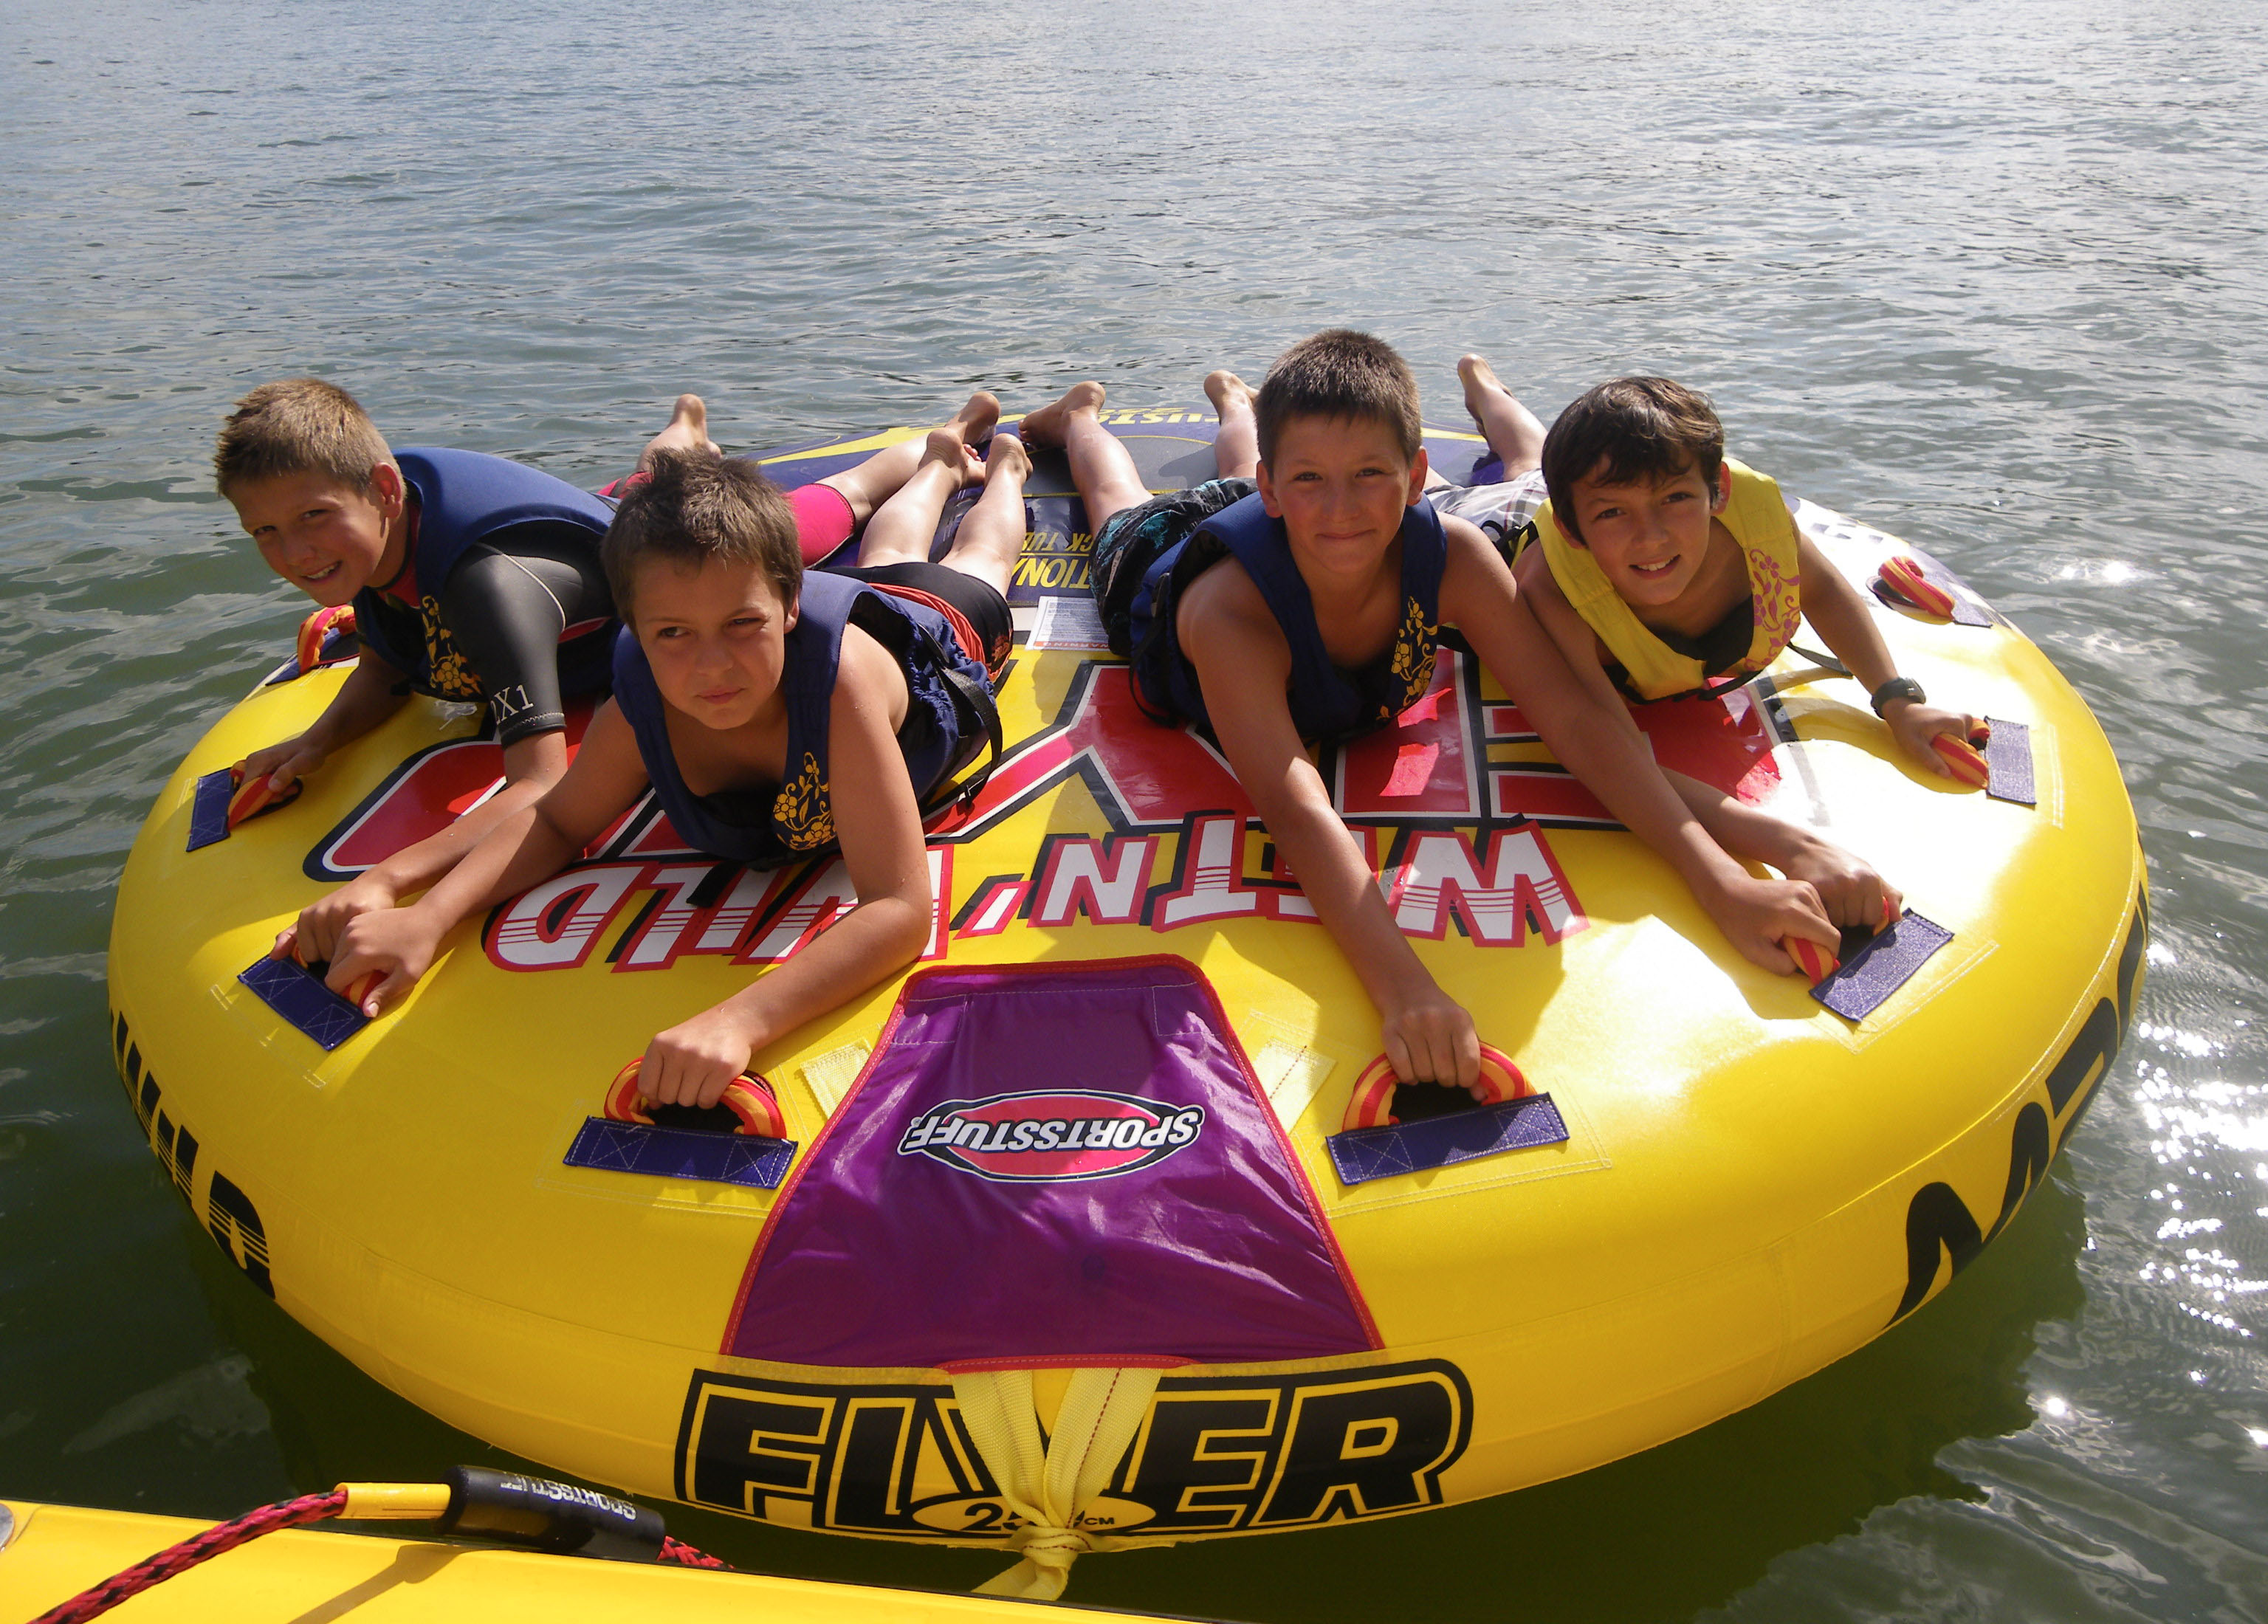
[1255,329,1423,465]
[1541,376,1725,541]
[213,378,394,496]
[602,449,803,619]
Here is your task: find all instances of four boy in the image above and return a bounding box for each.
[220,334,1961,1098]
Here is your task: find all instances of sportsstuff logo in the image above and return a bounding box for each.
[897,1090,1205,1183]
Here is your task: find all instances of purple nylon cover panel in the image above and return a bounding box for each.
[724,958,1378,1369]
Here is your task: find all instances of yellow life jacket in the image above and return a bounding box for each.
[1531,456,1803,701]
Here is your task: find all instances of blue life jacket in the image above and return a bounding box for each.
[354,448,618,701]
[1126,492,1447,742]
[611,571,999,869]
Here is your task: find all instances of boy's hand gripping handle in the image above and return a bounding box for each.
[1342,1043,1530,1132]
[1931,720,1993,786]
[606,1058,785,1138]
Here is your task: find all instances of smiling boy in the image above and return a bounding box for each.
[217,379,624,966]
[1442,366,1979,774]
[1040,331,1862,1095]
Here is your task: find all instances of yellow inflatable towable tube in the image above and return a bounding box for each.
[108,410,2144,1594]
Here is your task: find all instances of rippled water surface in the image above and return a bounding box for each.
[5,1,2267,1617]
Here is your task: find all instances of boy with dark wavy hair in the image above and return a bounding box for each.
[1437,361,1976,773]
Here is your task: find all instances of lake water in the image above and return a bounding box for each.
[4,0,2266,1617]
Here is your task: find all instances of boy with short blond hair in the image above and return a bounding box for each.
[218,378,625,967]
[1043,331,1878,1096]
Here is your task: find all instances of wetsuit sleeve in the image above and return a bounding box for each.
[435,527,614,747]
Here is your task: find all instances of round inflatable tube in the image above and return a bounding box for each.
[108,407,2145,1586]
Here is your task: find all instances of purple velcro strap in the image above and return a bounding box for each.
[1327,1093,1569,1187]
[563,1118,794,1188]
[1984,718,2035,805]
[724,957,1377,1369]
[237,956,369,1050]
[187,770,236,850]
[1812,912,1954,1022]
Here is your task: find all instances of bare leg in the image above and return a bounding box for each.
[1459,354,1547,476]
[848,427,985,570]
[935,434,1032,601]
[636,394,721,472]
[1206,370,1260,481]
[819,391,1000,526]
[1020,382,1150,529]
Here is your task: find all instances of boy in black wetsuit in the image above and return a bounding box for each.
[217,380,1001,966]
[326,427,1031,1107]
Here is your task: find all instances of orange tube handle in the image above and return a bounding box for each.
[606,1059,785,1138]
[296,604,358,672]
[1787,936,1841,985]
[1341,1043,1531,1132]
[1878,555,1956,618]
[223,765,303,829]
[1931,720,1993,787]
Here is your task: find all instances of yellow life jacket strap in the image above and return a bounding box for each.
[952,1365,1164,1600]
[1535,458,1802,701]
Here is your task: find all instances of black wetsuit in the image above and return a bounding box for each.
[352,449,620,749]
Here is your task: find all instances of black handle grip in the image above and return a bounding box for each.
[434,1468,666,1563]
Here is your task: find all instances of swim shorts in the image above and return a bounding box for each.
[830,560,1014,681]
[1424,468,1549,556]
[1089,477,1258,657]
[788,483,857,565]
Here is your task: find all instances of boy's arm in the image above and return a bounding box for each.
[1511,537,1899,929]
[636,631,938,1109]
[238,648,409,793]
[1511,544,1649,746]
[289,544,601,959]
[1444,522,1838,973]
[1663,770,1902,928]
[323,699,651,1015]
[286,729,570,963]
[1793,528,1978,774]
[1185,565,1482,1091]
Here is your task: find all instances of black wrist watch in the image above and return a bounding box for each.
[1870,677,1925,717]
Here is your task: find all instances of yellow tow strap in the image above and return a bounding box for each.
[949,1366,1163,1601]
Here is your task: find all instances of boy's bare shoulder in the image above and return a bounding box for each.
[834,614,909,697]
[1437,512,1522,621]
[1175,552,1289,660]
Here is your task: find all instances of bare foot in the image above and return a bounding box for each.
[1206,369,1260,481]
[945,390,1001,447]
[1203,369,1256,418]
[1019,381,1107,447]
[913,427,989,492]
[638,393,721,472]
[1457,356,1512,431]
[1457,354,1547,472]
[983,430,1032,487]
